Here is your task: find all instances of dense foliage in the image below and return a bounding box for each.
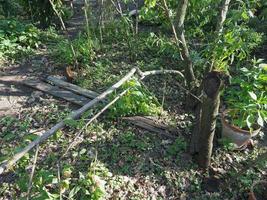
[0,0,266,199]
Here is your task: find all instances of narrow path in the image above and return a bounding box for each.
[0,0,87,117]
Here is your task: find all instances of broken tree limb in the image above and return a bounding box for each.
[138,68,201,103]
[137,69,184,80]
[0,68,137,175]
[46,76,99,99]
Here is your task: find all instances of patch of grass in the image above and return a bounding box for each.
[51,35,98,66]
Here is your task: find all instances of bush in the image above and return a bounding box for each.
[0,19,41,58]
[109,79,161,117]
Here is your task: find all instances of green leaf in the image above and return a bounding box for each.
[248,91,257,101]
[69,186,81,199]
[246,115,252,128]
[259,63,267,71]
[257,112,264,127]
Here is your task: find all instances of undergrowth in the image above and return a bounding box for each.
[108,79,162,117]
[0,19,60,61]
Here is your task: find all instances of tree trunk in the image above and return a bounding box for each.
[209,0,231,72]
[174,0,195,89]
[190,0,231,154]
[216,0,231,34]
[197,71,225,169]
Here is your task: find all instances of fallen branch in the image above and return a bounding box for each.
[0,68,137,174]
[138,68,202,102]
[26,145,39,200]
[138,69,184,80]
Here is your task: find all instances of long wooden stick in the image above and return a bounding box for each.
[0,68,137,174]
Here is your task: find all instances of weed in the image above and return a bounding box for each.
[51,35,97,66]
[109,79,161,117]
[167,137,187,160]
[218,138,236,151]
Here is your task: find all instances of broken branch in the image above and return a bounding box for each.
[0,68,137,174]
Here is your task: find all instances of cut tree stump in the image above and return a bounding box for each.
[123,116,177,139]
[197,71,226,169]
[23,79,90,106]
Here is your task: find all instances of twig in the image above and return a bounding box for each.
[135,0,139,34]
[137,68,202,102]
[0,68,137,175]
[161,0,179,45]
[57,160,62,200]
[98,0,104,44]
[60,88,130,160]
[111,0,123,17]
[26,145,39,200]
[161,80,167,108]
[84,0,91,42]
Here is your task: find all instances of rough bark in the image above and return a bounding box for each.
[197,71,225,169]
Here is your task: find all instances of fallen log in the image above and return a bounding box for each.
[123,116,177,139]
[46,76,99,99]
[24,79,90,106]
[0,68,137,174]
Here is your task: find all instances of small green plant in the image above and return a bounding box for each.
[225,60,267,130]
[218,138,236,151]
[167,137,187,159]
[51,35,97,66]
[109,79,161,117]
[67,160,108,200]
